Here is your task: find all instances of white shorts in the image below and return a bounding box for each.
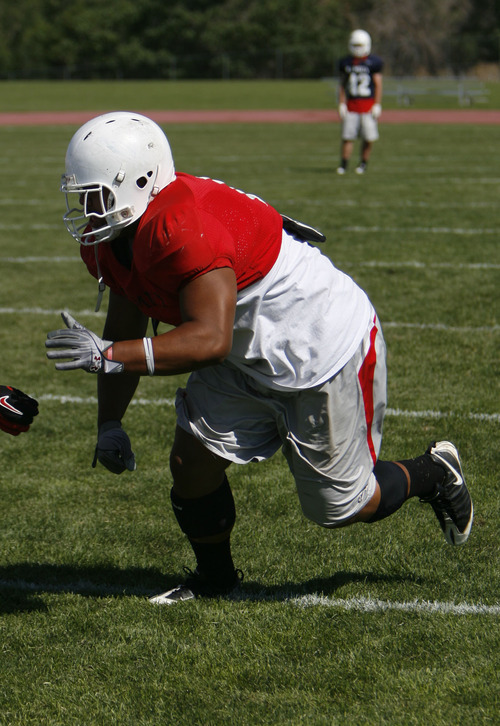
[175,316,387,526]
[342,111,379,142]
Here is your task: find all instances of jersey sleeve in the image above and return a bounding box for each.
[135,198,237,293]
[371,55,384,73]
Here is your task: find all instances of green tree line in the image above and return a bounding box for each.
[0,0,497,80]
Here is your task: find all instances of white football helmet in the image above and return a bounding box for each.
[62,111,176,245]
[348,29,372,58]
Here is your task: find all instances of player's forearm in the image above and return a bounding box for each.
[108,323,232,376]
[97,371,141,427]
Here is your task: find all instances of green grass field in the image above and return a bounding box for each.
[0,77,499,112]
[0,82,499,725]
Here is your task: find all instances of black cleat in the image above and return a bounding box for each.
[421,441,473,545]
[149,567,243,605]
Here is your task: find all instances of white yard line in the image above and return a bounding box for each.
[1,256,498,271]
[290,594,500,616]
[0,578,498,615]
[343,225,499,235]
[0,307,105,316]
[37,394,500,423]
[39,394,175,405]
[382,322,500,333]
[354,260,500,270]
[386,408,499,423]
[0,224,60,230]
[0,256,80,262]
[1,306,498,335]
[3,197,499,209]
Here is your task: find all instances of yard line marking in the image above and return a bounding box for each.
[39,394,176,406]
[0,578,149,598]
[2,256,499,272]
[0,199,61,206]
[284,197,500,210]
[290,595,500,616]
[1,307,497,334]
[386,408,500,423]
[0,256,80,263]
[0,306,105,317]
[353,260,500,270]
[343,225,499,235]
[3,198,499,209]
[0,578,498,615]
[37,394,500,423]
[0,224,60,230]
[0,225,482,235]
[330,200,499,209]
[383,322,500,333]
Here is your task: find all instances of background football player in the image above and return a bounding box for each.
[337,29,383,174]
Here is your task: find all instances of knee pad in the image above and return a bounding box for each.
[170,475,236,539]
[369,460,408,522]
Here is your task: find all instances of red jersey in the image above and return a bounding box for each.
[81,173,283,325]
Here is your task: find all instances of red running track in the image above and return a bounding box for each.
[0,109,499,125]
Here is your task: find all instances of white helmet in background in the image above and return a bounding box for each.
[348,29,372,58]
[61,111,176,245]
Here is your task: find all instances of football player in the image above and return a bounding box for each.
[46,112,473,604]
[337,29,383,174]
[0,385,39,435]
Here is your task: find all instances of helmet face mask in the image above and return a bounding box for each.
[348,29,372,58]
[62,177,135,245]
[62,112,176,245]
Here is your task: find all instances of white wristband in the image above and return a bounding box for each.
[142,337,155,376]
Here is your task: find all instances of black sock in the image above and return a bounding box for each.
[370,454,446,523]
[190,539,235,584]
[170,476,236,584]
[398,453,445,499]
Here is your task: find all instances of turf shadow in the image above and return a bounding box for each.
[238,570,423,603]
[0,562,170,613]
[0,563,425,612]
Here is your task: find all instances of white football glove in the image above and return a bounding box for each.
[338,103,347,120]
[372,103,382,119]
[46,312,123,373]
[92,420,136,474]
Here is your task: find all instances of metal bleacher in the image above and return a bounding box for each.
[381,77,490,106]
[323,76,490,106]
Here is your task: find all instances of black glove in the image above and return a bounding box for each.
[0,385,39,436]
[92,420,136,474]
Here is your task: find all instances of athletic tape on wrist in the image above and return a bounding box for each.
[142,337,155,376]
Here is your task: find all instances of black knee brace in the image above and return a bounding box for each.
[170,475,236,539]
[369,460,409,522]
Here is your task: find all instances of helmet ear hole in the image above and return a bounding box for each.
[136,171,153,189]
